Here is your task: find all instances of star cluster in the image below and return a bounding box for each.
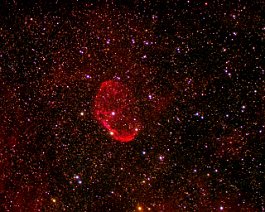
[1,0,264,211]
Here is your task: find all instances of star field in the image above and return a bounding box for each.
[0,0,264,211]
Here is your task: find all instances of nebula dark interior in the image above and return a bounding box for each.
[0,0,264,211]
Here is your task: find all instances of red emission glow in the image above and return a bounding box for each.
[93,80,141,142]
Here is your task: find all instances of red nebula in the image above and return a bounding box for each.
[93,80,141,142]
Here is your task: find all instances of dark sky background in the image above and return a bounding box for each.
[0,0,264,211]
